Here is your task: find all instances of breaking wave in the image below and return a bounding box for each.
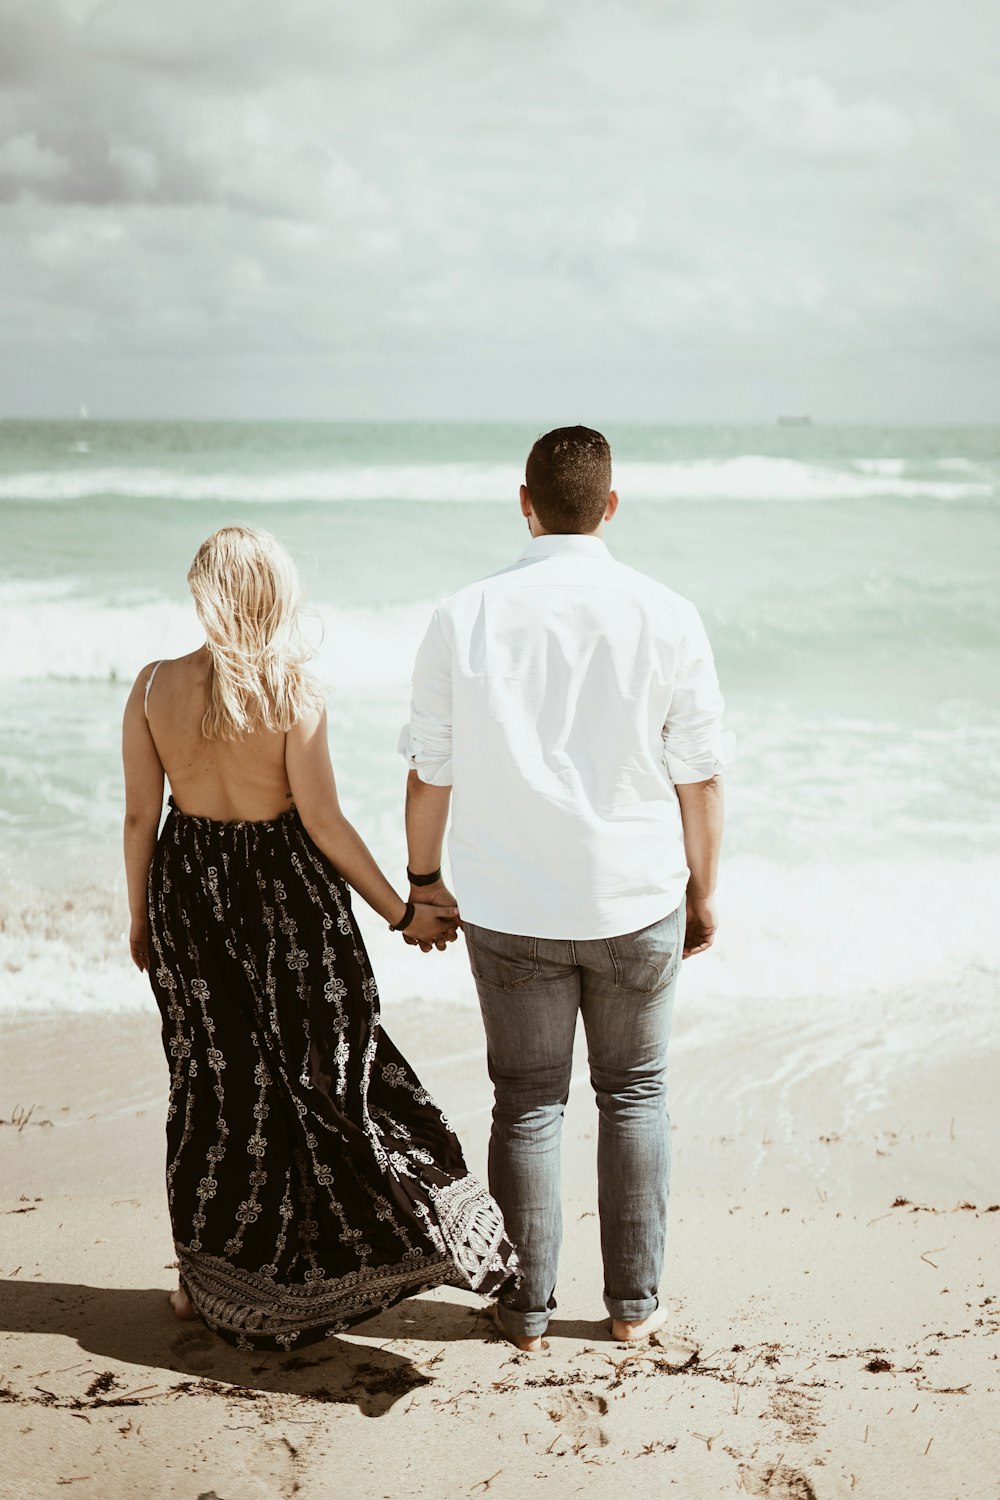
[0,455,993,504]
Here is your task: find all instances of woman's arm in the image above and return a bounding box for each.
[286,705,458,946]
[122,665,166,972]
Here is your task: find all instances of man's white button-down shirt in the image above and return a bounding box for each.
[400,532,729,940]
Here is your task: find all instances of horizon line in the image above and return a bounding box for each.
[2,415,999,428]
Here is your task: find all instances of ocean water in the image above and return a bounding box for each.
[2,420,999,1087]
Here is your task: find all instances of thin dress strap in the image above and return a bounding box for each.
[143,660,163,719]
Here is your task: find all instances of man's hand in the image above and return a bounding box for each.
[683,894,717,959]
[404,879,460,953]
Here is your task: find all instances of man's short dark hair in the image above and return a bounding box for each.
[525,426,612,534]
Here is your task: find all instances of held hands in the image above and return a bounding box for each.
[403,880,461,953]
[683,892,717,959]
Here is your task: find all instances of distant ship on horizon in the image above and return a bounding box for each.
[777,414,812,427]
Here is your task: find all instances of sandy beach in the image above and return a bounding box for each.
[2,973,996,1500]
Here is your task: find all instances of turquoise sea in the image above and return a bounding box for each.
[2,420,998,1048]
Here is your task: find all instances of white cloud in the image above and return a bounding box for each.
[0,130,70,185]
[108,143,160,197]
[0,0,997,418]
[30,214,124,268]
[735,67,913,156]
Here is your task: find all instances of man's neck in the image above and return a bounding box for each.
[528,525,605,540]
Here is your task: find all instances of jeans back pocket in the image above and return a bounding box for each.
[606,908,682,995]
[465,925,541,992]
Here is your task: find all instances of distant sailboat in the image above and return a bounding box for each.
[73,401,91,452]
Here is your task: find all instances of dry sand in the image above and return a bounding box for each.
[1,990,996,1500]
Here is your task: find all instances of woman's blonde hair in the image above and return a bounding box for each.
[187,526,320,741]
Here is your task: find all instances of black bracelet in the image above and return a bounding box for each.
[390,901,415,932]
[407,866,442,887]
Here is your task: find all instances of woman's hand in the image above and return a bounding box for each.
[129,915,150,973]
[403,900,460,952]
[403,880,460,953]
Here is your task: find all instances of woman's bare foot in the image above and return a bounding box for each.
[169,1285,198,1321]
[610,1304,669,1343]
[488,1300,546,1354]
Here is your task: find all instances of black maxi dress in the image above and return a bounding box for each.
[146,796,519,1352]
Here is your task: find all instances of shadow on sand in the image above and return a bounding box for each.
[0,1280,497,1417]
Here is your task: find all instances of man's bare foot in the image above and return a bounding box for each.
[611,1304,669,1342]
[169,1285,198,1321]
[488,1300,546,1353]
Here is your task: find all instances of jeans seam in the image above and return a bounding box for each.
[604,936,622,987]
[661,907,681,990]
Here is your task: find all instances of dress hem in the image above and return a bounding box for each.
[177,1243,466,1351]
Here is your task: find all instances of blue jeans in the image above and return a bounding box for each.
[464,906,684,1340]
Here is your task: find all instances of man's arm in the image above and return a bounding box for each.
[400,608,456,950]
[662,603,729,959]
[401,768,454,954]
[676,776,724,958]
[405,770,451,882]
[404,771,454,939]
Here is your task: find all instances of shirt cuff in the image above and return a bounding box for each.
[663,728,735,786]
[397,722,454,787]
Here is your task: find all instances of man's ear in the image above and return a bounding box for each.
[520,484,532,518]
[604,489,619,523]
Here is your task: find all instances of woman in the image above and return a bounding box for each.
[122,526,518,1352]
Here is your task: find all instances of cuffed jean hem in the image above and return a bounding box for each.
[604,1293,658,1323]
[497,1298,553,1340]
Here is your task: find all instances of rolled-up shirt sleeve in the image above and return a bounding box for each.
[661,604,732,785]
[398,607,454,786]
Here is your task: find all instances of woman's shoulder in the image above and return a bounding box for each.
[287,686,327,738]
[135,648,209,681]
[126,650,207,707]
[124,657,162,705]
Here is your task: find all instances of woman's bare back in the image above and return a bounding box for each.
[144,647,294,822]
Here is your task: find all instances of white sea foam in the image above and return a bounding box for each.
[6,586,199,683]
[0,464,519,503]
[853,458,907,476]
[0,455,992,504]
[368,850,1000,1060]
[2,856,997,1037]
[854,456,984,479]
[3,583,432,689]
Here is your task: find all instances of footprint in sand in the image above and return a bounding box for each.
[649,1331,700,1368]
[740,1462,818,1499]
[171,1326,218,1373]
[767,1385,820,1443]
[547,1389,610,1449]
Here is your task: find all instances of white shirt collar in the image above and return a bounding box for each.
[518,532,611,563]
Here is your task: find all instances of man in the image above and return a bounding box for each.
[399,426,727,1353]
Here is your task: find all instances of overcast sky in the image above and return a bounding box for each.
[1,0,997,421]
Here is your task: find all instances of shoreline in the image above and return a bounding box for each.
[1,994,997,1498]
